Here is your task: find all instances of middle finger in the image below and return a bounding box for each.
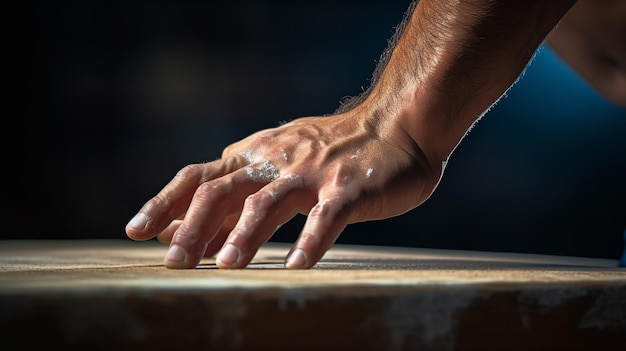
[164,165,273,268]
[216,173,316,269]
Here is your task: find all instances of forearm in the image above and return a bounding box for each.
[358,0,576,168]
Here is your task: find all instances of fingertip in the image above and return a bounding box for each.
[163,244,192,269]
[285,248,309,269]
[216,243,243,269]
[288,196,348,269]
[127,212,148,231]
[126,212,152,240]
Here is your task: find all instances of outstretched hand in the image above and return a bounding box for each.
[125,108,442,269]
[125,0,579,269]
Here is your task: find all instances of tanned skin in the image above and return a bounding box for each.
[126,0,602,269]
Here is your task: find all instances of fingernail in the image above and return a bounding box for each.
[127,213,148,231]
[165,244,187,264]
[285,248,308,269]
[217,243,241,267]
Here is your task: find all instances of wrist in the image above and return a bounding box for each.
[349,0,576,169]
[349,85,445,186]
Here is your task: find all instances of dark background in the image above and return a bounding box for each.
[5,0,625,260]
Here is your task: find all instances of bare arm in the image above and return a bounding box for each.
[126,0,575,269]
[357,0,577,167]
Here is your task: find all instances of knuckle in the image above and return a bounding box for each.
[330,164,357,186]
[222,144,235,158]
[173,228,200,245]
[148,193,170,211]
[308,201,329,218]
[142,193,173,219]
[195,179,231,201]
[258,128,280,141]
[222,155,241,173]
[309,197,344,218]
[308,196,355,229]
[297,230,323,251]
[244,190,276,209]
[174,164,205,184]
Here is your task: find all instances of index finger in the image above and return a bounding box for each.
[125,155,248,241]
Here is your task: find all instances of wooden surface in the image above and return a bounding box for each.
[1,239,625,350]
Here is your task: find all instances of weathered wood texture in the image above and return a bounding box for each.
[1,240,624,350]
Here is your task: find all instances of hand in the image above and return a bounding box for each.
[125,107,442,269]
[125,0,574,269]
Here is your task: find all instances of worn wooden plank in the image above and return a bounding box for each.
[1,239,624,350]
